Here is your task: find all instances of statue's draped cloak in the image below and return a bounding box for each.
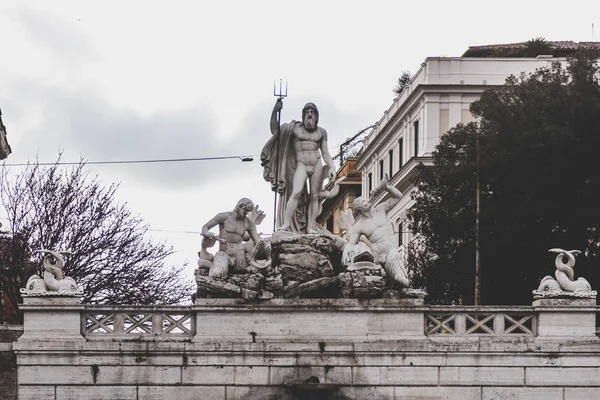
[261,121,308,233]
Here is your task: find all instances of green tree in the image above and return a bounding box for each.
[0,158,194,322]
[393,71,413,96]
[410,49,600,305]
[524,37,553,57]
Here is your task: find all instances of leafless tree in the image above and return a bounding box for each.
[0,157,193,322]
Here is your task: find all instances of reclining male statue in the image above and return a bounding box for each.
[339,174,409,287]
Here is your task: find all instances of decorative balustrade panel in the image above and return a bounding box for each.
[426,309,536,336]
[82,307,195,340]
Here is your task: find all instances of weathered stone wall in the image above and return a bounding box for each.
[12,299,600,400]
[0,324,22,400]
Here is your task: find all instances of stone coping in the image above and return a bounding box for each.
[0,324,24,332]
[12,337,600,353]
[194,298,426,310]
[17,299,600,312]
[533,298,597,308]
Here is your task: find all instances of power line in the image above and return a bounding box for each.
[148,228,271,237]
[2,130,471,168]
[2,154,259,167]
[148,229,202,235]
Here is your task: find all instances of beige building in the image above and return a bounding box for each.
[317,157,362,236]
[355,43,592,249]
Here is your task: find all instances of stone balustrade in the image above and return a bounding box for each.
[83,306,195,340]
[425,307,536,336]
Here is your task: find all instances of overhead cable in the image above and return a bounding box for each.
[3,154,259,167]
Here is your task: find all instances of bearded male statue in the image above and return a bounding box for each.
[260,99,335,234]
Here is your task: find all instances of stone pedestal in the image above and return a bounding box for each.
[18,296,84,342]
[193,298,426,343]
[533,298,599,340]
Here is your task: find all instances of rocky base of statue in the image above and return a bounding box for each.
[339,263,427,299]
[271,231,342,298]
[194,230,426,300]
[339,262,387,298]
[195,269,273,301]
[195,231,343,300]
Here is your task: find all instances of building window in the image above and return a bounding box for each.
[388,149,393,177]
[413,120,419,156]
[379,160,384,180]
[326,215,334,233]
[398,138,403,167]
[367,172,372,194]
[398,222,403,247]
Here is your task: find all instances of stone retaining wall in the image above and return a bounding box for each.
[12,298,600,400]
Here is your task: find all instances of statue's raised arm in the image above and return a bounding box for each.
[270,99,283,135]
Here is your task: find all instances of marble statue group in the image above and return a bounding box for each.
[195,98,414,300]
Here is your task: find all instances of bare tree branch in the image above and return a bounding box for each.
[0,156,193,322]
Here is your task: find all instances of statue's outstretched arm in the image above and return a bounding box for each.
[378,174,403,212]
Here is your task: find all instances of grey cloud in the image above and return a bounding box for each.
[3,76,372,191]
[10,6,94,64]
[3,79,267,189]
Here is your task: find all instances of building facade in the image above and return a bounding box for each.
[355,55,569,249]
[317,157,362,236]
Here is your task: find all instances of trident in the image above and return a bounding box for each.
[272,79,288,232]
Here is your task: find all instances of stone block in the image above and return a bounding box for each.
[19,365,93,384]
[536,311,598,338]
[565,388,600,399]
[338,386,394,399]
[352,366,383,385]
[56,386,137,400]
[393,386,481,400]
[20,309,83,341]
[439,366,524,386]
[139,386,225,400]
[182,366,235,385]
[482,387,563,400]
[231,366,270,385]
[352,366,438,386]
[94,365,181,385]
[381,366,439,385]
[560,355,600,367]
[18,386,55,400]
[526,367,600,386]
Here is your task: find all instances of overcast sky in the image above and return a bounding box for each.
[0,0,598,284]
